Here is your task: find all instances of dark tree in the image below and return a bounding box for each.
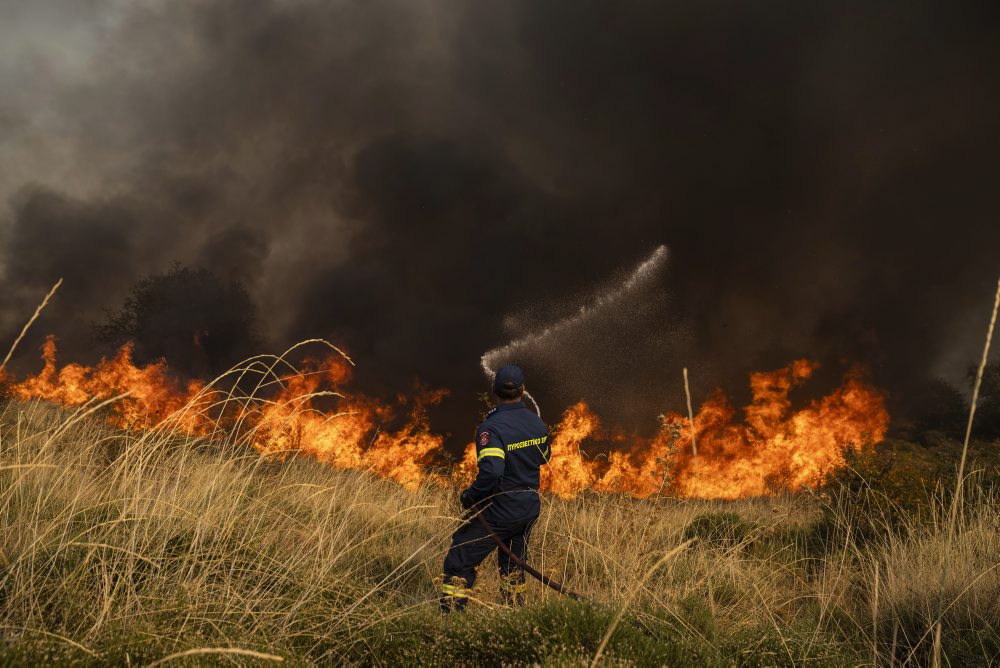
[95,265,261,378]
[969,362,1000,440]
[909,378,969,440]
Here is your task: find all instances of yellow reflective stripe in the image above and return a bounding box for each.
[441,583,470,597]
[499,580,527,593]
[499,573,527,592]
[477,447,506,461]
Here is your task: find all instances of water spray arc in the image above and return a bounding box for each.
[478,245,670,418]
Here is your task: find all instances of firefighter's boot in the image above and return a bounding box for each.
[499,570,526,607]
[438,575,470,613]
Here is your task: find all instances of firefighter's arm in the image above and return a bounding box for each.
[540,431,551,465]
[462,426,505,506]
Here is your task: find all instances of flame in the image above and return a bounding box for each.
[13,337,206,431]
[539,360,888,499]
[9,339,887,498]
[11,336,446,490]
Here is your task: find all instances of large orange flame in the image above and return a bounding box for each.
[13,337,207,431]
[10,337,445,490]
[538,360,888,499]
[9,338,887,498]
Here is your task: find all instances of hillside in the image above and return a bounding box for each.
[0,399,997,666]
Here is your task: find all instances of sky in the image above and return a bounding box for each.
[1,0,998,445]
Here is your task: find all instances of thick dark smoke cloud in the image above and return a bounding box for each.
[2,0,998,446]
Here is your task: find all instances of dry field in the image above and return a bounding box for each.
[0,398,997,666]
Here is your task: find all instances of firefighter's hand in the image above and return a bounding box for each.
[459,489,475,510]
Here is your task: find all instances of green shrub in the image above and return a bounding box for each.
[328,598,863,667]
[721,620,860,668]
[820,442,933,544]
[328,599,704,666]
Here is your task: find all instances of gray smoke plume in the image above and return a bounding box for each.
[2,0,998,446]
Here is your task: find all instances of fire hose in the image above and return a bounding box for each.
[475,513,581,600]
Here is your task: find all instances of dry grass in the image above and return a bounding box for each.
[0,398,997,665]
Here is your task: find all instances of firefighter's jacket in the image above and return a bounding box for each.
[465,401,551,523]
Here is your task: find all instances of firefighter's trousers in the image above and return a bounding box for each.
[439,514,536,612]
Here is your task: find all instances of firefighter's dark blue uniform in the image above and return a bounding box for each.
[440,367,550,611]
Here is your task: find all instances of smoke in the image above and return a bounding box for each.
[1,0,999,446]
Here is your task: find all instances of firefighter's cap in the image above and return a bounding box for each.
[493,364,525,392]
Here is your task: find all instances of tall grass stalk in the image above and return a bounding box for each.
[949,277,1000,536]
[589,537,695,668]
[0,278,62,374]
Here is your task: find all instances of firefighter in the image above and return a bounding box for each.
[438,364,551,612]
